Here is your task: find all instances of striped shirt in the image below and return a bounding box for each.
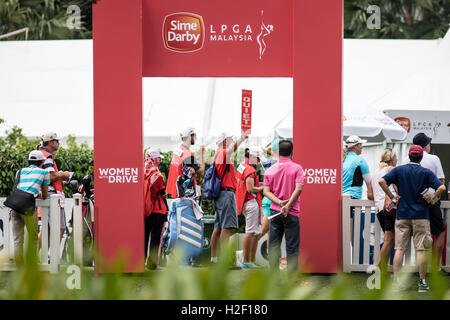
[16,165,50,198]
[41,147,57,192]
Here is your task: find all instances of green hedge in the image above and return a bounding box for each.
[0,124,93,197]
[1,122,251,233]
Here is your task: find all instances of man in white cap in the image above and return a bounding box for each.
[343,135,371,200]
[343,135,371,244]
[143,149,168,269]
[210,131,248,264]
[235,146,265,268]
[40,132,71,240]
[10,150,50,264]
[166,128,205,198]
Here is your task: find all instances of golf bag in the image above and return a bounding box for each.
[161,198,204,265]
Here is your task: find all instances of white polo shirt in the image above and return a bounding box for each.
[420,151,445,180]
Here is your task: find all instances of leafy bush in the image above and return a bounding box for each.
[1,120,250,233]
[0,120,93,197]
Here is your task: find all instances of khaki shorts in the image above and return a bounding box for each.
[395,219,432,251]
[242,199,262,235]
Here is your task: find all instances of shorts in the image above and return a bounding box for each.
[242,199,262,235]
[395,219,432,251]
[213,190,238,229]
[262,196,271,216]
[376,210,395,232]
[429,202,445,236]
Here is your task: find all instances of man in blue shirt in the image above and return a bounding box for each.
[11,150,50,264]
[343,136,371,199]
[343,136,371,243]
[379,145,445,293]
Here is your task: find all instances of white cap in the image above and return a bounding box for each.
[345,135,367,148]
[41,132,60,142]
[216,132,233,145]
[249,146,267,163]
[29,150,45,161]
[146,149,165,159]
[180,127,196,138]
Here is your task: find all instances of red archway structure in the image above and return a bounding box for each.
[93,0,342,273]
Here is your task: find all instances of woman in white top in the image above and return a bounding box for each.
[368,148,398,269]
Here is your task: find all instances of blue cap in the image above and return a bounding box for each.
[271,138,279,151]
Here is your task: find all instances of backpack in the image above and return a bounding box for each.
[203,153,229,200]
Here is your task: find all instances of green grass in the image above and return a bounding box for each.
[2,267,449,300]
[1,243,449,300]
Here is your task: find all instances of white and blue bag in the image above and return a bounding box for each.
[162,198,204,265]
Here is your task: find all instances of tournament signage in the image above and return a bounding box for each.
[93,0,342,273]
[143,0,292,77]
[386,110,450,144]
[241,90,252,134]
[163,13,205,52]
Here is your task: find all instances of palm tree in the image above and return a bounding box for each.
[0,0,92,40]
[344,0,450,39]
[0,0,28,40]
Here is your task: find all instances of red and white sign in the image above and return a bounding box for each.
[241,89,252,134]
[394,117,411,133]
[94,0,342,274]
[162,12,205,52]
[143,0,292,77]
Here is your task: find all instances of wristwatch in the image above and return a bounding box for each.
[279,200,282,206]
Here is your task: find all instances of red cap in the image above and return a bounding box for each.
[409,145,423,156]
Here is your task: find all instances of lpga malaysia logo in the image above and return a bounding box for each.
[163,10,274,59]
[98,168,138,184]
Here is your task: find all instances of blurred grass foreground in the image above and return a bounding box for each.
[1,240,450,300]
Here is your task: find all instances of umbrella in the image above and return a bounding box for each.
[266,103,407,144]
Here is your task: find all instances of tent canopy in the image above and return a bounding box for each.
[268,103,407,144]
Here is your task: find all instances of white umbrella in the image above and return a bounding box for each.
[266,103,407,144]
[343,103,407,140]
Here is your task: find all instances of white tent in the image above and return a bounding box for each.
[0,34,447,153]
[370,30,450,112]
[266,103,407,144]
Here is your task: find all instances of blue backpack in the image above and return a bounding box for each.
[203,153,229,200]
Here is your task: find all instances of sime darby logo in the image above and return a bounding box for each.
[394,117,411,133]
[163,12,205,52]
[162,10,274,59]
[98,168,138,184]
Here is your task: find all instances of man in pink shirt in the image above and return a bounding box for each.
[263,140,304,273]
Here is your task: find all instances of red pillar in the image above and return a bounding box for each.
[93,0,144,272]
[293,0,343,273]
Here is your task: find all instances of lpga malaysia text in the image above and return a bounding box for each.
[98,168,138,183]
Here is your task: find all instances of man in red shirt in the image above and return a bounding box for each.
[144,149,168,270]
[236,146,265,268]
[166,128,205,198]
[210,131,248,264]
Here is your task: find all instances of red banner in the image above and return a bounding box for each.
[241,89,252,134]
[143,0,293,77]
[93,0,342,274]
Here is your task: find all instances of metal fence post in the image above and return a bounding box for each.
[342,194,351,272]
[49,194,60,274]
[73,193,83,266]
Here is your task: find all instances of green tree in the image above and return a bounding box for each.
[344,0,450,39]
[0,118,93,197]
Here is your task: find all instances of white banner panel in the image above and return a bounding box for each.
[385,110,450,144]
